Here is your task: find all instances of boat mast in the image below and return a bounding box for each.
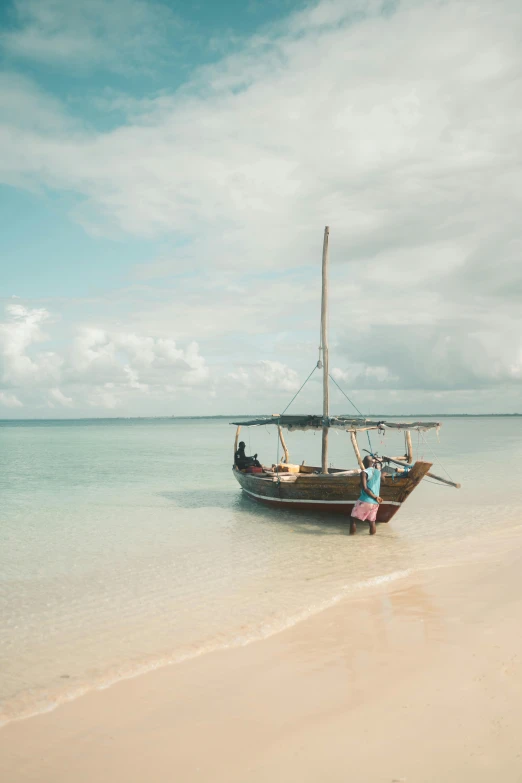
[320,226,330,474]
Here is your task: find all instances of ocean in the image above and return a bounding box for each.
[1,415,522,725]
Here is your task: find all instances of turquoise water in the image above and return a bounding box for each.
[1,416,522,724]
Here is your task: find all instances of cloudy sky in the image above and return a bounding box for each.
[0,0,521,418]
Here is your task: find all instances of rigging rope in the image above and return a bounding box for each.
[280,365,318,416]
[275,364,318,478]
[328,374,364,416]
[328,375,454,481]
[328,373,374,454]
[419,431,455,483]
[269,365,454,486]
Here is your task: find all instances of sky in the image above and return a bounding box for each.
[0,0,521,418]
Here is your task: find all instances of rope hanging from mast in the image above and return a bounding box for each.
[328,373,374,454]
[280,364,318,416]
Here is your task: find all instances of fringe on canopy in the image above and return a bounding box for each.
[230,415,441,434]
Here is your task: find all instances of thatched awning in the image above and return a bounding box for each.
[230,415,440,433]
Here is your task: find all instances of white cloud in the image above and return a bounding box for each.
[228,360,299,395]
[123,366,149,392]
[71,327,117,376]
[1,0,520,266]
[1,0,178,70]
[0,304,62,386]
[0,0,522,414]
[0,391,23,408]
[0,72,74,133]
[49,387,73,407]
[88,384,119,410]
[332,364,398,386]
[256,360,299,393]
[69,326,207,386]
[0,303,211,413]
[180,342,210,387]
[333,319,522,392]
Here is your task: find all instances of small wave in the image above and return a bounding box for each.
[0,566,415,729]
[5,524,522,731]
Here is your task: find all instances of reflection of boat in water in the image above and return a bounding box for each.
[231,227,459,522]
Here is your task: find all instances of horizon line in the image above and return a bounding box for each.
[1,412,521,423]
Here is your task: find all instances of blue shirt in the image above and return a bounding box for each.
[359,467,381,505]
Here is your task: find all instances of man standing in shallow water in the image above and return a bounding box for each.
[350,454,383,535]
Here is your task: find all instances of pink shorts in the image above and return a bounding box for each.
[351,499,379,522]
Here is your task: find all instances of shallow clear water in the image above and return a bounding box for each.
[1,416,521,724]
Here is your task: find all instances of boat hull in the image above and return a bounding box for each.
[233,460,433,522]
[239,486,400,520]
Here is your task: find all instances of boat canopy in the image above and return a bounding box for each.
[230,415,441,433]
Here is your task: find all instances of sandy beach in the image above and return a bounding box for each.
[2,527,522,783]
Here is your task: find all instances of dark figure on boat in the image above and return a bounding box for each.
[350,454,383,536]
[235,441,261,470]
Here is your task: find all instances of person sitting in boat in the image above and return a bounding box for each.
[350,455,383,536]
[235,441,261,470]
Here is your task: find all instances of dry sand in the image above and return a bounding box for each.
[2,533,522,783]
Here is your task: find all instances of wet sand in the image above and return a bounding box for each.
[2,529,522,783]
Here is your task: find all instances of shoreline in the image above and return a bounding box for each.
[0,566,415,729]
[4,520,519,730]
[2,523,521,728]
[2,526,522,782]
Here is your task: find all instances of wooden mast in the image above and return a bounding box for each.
[321,226,330,474]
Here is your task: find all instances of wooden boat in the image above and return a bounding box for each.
[231,228,459,522]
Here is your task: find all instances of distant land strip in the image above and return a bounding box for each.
[0,413,521,423]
